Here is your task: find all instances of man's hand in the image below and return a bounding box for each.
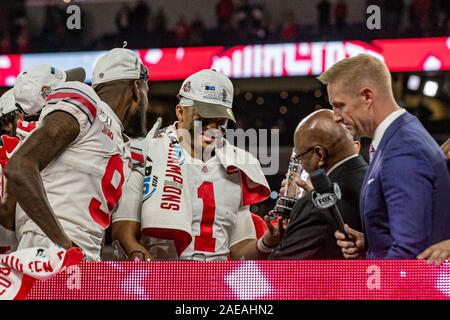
[112,221,153,261]
[334,224,365,259]
[417,239,450,266]
[280,174,313,196]
[229,215,287,260]
[294,176,313,192]
[261,215,286,248]
[441,138,450,160]
[129,248,153,261]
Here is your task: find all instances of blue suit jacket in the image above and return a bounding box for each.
[361,111,450,259]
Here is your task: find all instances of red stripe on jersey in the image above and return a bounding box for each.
[46,91,97,119]
[17,119,37,132]
[131,151,144,164]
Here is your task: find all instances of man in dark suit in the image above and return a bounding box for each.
[269,109,367,259]
[417,138,450,265]
[318,54,450,259]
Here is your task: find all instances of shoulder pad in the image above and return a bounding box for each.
[45,81,99,123]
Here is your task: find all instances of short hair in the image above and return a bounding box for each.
[317,54,392,96]
[0,110,19,127]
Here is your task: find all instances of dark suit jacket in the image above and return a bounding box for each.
[361,112,450,259]
[269,155,367,260]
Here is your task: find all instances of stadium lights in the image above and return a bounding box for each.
[407,75,421,91]
[423,81,439,97]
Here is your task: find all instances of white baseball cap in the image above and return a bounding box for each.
[92,48,148,88]
[13,64,86,116]
[0,89,18,117]
[178,69,235,122]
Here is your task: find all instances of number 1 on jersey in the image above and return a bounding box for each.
[194,182,216,252]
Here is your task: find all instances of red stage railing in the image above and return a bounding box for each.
[27,260,450,300]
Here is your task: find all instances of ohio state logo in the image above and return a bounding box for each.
[182,81,191,93]
[40,86,52,99]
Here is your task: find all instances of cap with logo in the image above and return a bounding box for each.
[178,69,235,122]
[91,48,148,88]
[13,64,86,116]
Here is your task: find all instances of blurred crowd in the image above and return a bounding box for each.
[0,0,449,54]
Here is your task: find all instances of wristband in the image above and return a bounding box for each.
[256,237,275,254]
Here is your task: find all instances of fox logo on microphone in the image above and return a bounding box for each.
[311,182,342,209]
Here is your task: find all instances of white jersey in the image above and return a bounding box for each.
[178,152,256,260]
[16,82,131,260]
[113,133,257,261]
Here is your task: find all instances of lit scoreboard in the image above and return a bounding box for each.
[1,37,449,86]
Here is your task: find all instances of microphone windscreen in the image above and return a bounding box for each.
[310,169,332,193]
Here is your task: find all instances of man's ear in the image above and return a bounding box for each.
[361,87,373,107]
[175,105,183,121]
[131,80,140,102]
[316,146,327,167]
[353,140,361,154]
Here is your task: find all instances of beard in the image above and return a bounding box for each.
[123,105,147,138]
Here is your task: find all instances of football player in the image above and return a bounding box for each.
[4,48,149,260]
[112,69,284,261]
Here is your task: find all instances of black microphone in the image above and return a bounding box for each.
[310,169,350,240]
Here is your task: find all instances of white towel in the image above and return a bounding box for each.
[0,245,84,300]
[141,124,193,256]
[215,139,270,206]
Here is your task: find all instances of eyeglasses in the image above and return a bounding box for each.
[139,64,149,81]
[292,147,315,165]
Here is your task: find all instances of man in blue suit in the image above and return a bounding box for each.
[318,54,450,259]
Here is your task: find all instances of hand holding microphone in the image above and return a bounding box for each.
[335,224,365,259]
[309,169,365,259]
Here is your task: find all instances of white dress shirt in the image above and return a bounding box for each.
[372,108,406,149]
